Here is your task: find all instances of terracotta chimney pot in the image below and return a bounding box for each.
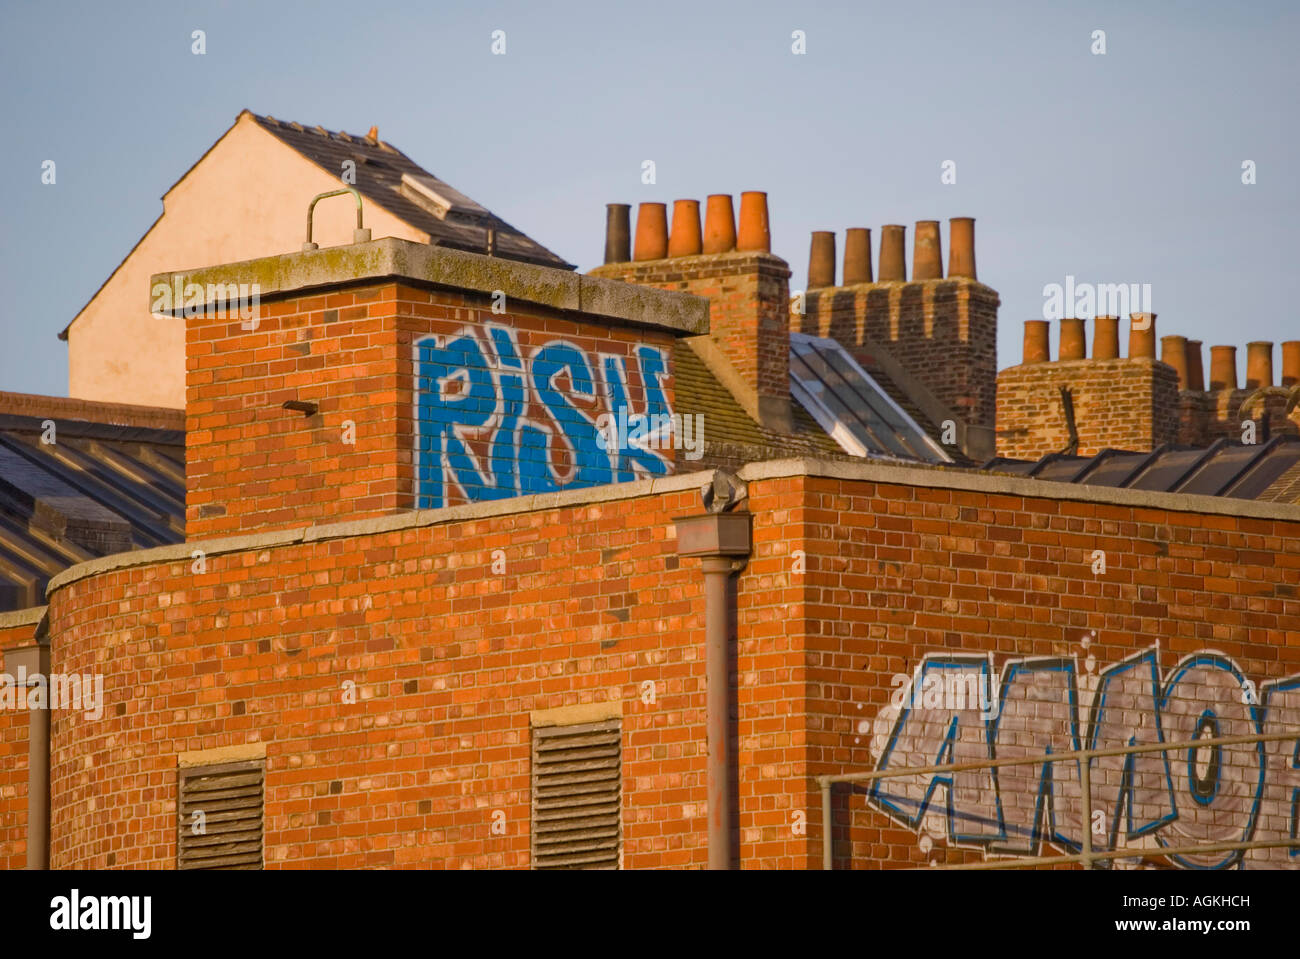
[912,220,943,281]
[736,191,770,253]
[633,202,668,261]
[702,195,736,254]
[808,231,836,289]
[1093,316,1120,360]
[1023,320,1051,364]
[843,228,872,284]
[878,225,906,281]
[668,199,702,257]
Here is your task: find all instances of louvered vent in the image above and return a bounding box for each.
[176,760,264,870]
[531,719,622,869]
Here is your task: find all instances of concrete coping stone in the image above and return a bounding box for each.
[45,469,713,597]
[149,237,710,336]
[43,454,1300,599]
[737,457,1300,521]
[0,605,49,630]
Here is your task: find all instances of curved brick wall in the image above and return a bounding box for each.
[38,461,1300,869]
[45,486,710,868]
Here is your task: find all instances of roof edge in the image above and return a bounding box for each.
[149,237,710,336]
[44,469,715,599]
[735,456,1300,521]
[59,111,259,340]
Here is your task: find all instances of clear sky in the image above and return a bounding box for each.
[2,0,1296,398]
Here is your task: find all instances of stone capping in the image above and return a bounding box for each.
[736,457,1300,521]
[590,249,792,276]
[149,237,709,336]
[0,605,48,630]
[43,454,1300,600]
[44,470,713,598]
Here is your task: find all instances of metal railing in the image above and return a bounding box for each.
[816,730,1300,870]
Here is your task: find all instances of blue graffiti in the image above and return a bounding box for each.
[416,325,671,508]
[867,648,1300,869]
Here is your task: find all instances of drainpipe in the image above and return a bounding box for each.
[6,633,51,869]
[674,474,751,870]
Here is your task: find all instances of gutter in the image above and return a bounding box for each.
[4,608,51,869]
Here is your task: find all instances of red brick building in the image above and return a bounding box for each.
[3,129,1299,870]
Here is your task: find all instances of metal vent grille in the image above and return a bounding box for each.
[177,760,265,870]
[531,719,622,869]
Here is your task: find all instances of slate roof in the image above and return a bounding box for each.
[0,413,184,612]
[250,113,575,271]
[981,437,1300,503]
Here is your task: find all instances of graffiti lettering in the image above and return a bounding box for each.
[866,648,1300,869]
[416,326,672,508]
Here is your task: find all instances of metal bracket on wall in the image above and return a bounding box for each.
[303,188,371,251]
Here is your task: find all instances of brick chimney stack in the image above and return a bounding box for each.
[996,314,1180,459]
[795,217,999,458]
[591,192,793,432]
[160,238,707,534]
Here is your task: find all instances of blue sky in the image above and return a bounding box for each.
[2,0,1296,397]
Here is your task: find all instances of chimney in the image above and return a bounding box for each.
[912,221,943,281]
[1246,341,1274,388]
[843,228,872,284]
[808,231,836,289]
[736,191,771,252]
[703,195,736,254]
[878,225,906,281]
[167,237,704,533]
[1209,345,1238,390]
[603,204,631,264]
[1186,340,1205,391]
[1093,316,1120,360]
[1161,335,1191,389]
[947,217,976,280]
[1283,341,1300,387]
[669,199,702,257]
[634,202,668,261]
[1129,313,1156,359]
[1060,318,1086,360]
[1023,320,1050,364]
[589,191,792,432]
[801,218,998,438]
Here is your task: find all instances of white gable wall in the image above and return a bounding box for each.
[66,113,428,408]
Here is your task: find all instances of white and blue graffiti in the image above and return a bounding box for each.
[416,324,673,508]
[867,648,1300,869]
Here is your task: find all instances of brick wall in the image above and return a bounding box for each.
[801,279,1000,430]
[793,472,1300,869]
[187,280,677,535]
[47,484,714,868]
[0,615,41,870]
[996,358,1180,459]
[590,252,791,414]
[41,462,1300,869]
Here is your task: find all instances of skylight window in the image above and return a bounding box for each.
[789,333,951,464]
